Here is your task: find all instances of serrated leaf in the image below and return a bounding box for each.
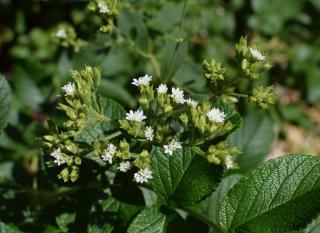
[127,207,166,233]
[228,111,273,173]
[0,75,11,132]
[218,155,320,233]
[190,174,243,230]
[75,96,125,143]
[305,215,320,233]
[56,213,75,233]
[149,147,222,206]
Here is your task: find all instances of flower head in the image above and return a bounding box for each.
[145,126,154,141]
[225,155,234,169]
[164,140,182,156]
[56,28,67,39]
[118,161,131,172]
[132,74,152,87]
[157,84,168,94]
[62,82,76,96]
[207,108,226,123]
[102,143,116,164]
[134,168,153,183]
[50,148,66,166]
[126,110,147,122]
[249,48,265,61]
[186,98,198,107]
[98,1,109,13]
[171,87,185,104]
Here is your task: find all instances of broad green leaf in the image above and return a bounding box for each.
[0,74,11,132]
[305,215,320,233]
[127,207,166,233]
[190,174,243,230]
[218,155,320,233]
[88,224,113,233]
[228,111,273,173]
[0,222,23,233]
[75,96,125,143]
[149,147,222,206]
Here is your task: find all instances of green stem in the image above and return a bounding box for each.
[105,131,122,141]
[231,93,248,98]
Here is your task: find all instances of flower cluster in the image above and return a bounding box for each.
[43,66,241,184]
[87,0,120,33]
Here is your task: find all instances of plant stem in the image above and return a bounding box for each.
[231,93,248,98]
[105,131,122,140]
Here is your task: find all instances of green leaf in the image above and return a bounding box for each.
[228,111,273,173]
[149,147,222,206]
[88,224,113,233]
[305,215,320,233]
[0,222,23,233]
[127,207,166,233]
[56,213,75,233]
[189,174,243,229]
[218,155,320,233]
[0,75,11,132]
[75,96,125,143]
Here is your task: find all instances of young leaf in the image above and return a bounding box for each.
[218,155,320,233]
[228,111,273,173]
[75,96,125,143]
[149,147,222,206]
[189,174,243,229]
[127,207,166,233]
[0,74,11,132]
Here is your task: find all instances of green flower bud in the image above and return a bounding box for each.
[74,156,82,165]
[58,168,70,182]
[207,154,221,164]
[179,113,189,126]
[70,166,79,182]
[250,86,277,109]
[203,59,226,82]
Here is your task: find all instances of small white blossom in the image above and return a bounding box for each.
[56,28,67,39]
[50,148,66,166]
[157,84,168,94]
[98,2,109,13]
[126,110,147,122]
[132,74,152,87]
[118,161,131,172]
[249,48,265,61]
[164,140,182,156]
[145,126,154,141]
[62,82,76,96]
[134,168,153,183]
[225,155,234,169]
[207,108,226,123]
[186,98,198,107]
[171,87,185,104]
[102,143,116,164]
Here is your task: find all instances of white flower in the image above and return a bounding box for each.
[56,28,67,39]
[134,168,153,183]
[145,126,154,141]
[132,74,152,87]
[171,87,185,104]
[102,143,116,164]
[118,161,131,172]
[157,84,168,94]
[98,2,109,13]
[164,140,182,156]
[225,155,234,169]
[50,148,66,166]
[186,98,198,107]
[207,108,226,123]
[62,82,76,96]
[126,110,147,122]
[249,48,265,61]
